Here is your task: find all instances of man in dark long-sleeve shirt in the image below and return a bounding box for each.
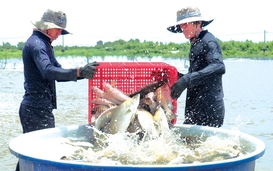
[167,6,225,128]
[16,9,99,171]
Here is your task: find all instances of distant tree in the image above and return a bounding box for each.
[2,42,13,49]
[1,39,273,59]
[17,42,25,50]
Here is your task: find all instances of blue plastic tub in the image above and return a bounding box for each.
[9,125,265,171]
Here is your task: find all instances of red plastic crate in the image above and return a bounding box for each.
[88,62,178,124]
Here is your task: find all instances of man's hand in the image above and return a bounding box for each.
[177,72,184,78]
[79,61,99,79]
[170,77,188,99]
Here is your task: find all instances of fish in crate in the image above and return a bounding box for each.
[90,81,177,148]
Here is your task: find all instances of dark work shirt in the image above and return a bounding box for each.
[21,30,78,109]
[183,30,226,125]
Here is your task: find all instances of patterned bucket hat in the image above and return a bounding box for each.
[32,9,70,35]
[167,6,213,33]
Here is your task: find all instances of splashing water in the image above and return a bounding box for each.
[61,128,245,165]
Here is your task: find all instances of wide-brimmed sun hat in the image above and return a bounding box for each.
[167,6,213,33]
[32,9,70,35]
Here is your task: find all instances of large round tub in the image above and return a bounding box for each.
[9,125,265,171]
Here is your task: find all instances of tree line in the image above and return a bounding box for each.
[1,38,273,59]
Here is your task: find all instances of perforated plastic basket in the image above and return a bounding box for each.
[88,62,178,124]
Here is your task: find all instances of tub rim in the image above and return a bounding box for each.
[9,124,266,170]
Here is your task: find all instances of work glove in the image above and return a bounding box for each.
[80,61,99,79]
[177,72,184,78]
[170,76,188,99]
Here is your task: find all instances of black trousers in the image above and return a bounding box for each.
[15,104,55,171]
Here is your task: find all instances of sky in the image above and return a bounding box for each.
[0,0,273,47]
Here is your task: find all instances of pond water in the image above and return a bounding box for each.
[0,56,272,171]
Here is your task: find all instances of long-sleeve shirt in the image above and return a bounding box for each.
[183,30,226,125]
[21,30,78,109]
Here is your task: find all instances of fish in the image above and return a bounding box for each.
[129,79,168,99]
[92,82,131,105]
[103,82,130,102]
[139,92,158,115]
[92,86,123,105]
[153,107,170,136]
[102,94,140,134]
[92,104,111,121]
[92,97,116,107]
[127,108,159,142]
[93,106,118,148]
[155,83,177,125]
[94,106,118,131]
[91,82,178,146]
[126,113,143,133]
[135,108,158,137]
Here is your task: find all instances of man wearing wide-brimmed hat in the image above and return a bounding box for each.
[167,6,226,128]
[15,9,99,171]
